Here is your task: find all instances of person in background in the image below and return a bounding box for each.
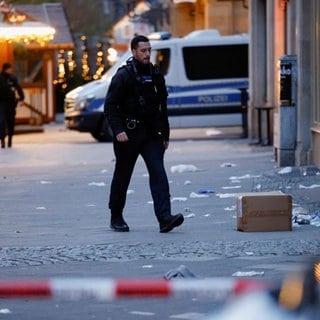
[0,62,24,148]
[104,35,184,233]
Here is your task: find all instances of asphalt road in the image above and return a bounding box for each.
[0,124,319,320]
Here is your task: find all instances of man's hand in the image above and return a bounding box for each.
[116,131,129,142]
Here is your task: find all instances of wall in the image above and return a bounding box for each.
[170,3,197,37]
[249,0,320,166]
[205,0,248,34]
[311,0,320,165]
[0,43,14,67]
[168,0,248,37]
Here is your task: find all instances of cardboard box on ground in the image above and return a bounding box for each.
[235,191,292,232]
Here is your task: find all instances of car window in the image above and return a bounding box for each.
[182,44,248,80]
[151,48,170,75]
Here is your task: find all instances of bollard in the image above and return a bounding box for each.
[239,87,248,138]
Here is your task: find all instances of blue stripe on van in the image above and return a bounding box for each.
[87,98,105,111]
[166,80,248,94]
[87,80,248,111]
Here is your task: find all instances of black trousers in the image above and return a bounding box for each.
[0,105,15,139]
[108,127,171,221]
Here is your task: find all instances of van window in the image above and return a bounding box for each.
[151,48,170,75]
[182,44,248,80]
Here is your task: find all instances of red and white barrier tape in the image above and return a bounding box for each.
[0,278,272,301]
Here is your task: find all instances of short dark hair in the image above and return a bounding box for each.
[130,35,149,50]
[2,62,12,72]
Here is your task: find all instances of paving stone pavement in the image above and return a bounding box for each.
[1,238,320,268]
[253,165,320,216]
[1,126,319,271]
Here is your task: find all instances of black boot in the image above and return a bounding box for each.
[8,136,12,148]
[110,212,129,232]
[159,213,184,233]
[1,139,4,148]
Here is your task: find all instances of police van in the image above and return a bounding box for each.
[64,30,249,142]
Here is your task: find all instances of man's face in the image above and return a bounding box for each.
[5,67,13,74]
[132,41,151,64]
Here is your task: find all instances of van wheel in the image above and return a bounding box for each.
[91,117,113,142]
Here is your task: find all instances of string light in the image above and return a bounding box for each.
[67,50,76,75]
[93,41,105,80]
[0,1,55,46]
[80,35,91,81]
[0,22,55,45]
[57,49,66,82]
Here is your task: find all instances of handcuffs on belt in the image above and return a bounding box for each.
[126,118,140,130]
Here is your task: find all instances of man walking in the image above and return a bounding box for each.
[0,62,24,148]
[104,35,184,233]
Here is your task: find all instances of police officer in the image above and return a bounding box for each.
[0,62,24,148]
[104,35,184,233]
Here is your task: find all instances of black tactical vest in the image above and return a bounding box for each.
[125,60,164,120]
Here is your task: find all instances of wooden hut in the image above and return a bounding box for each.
[0,2,74,126]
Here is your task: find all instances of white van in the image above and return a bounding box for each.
[64,30,249,142]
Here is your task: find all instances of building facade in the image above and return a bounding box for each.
[166,0,248,37]
[248,0,320,166]
[169,0,320,166]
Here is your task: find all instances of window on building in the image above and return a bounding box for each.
[182,44,248,80]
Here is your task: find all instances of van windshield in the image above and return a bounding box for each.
[101,51,131,80]
[183,44,248,80]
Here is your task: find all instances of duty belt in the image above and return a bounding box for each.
[125,118,142,130]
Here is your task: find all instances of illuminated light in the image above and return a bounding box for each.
[66,50,76,74]
[147,31,171,40]
[56,49,66,81]
[314,261,320,283]
[278,273,304,310]
[0,21,55,45]
[107,47,119,64]
[173,0,196,3]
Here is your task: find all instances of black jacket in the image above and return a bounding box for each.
[0,72,24,107]
[104,57,170,141]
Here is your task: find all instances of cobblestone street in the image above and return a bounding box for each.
[0,124,319,319]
